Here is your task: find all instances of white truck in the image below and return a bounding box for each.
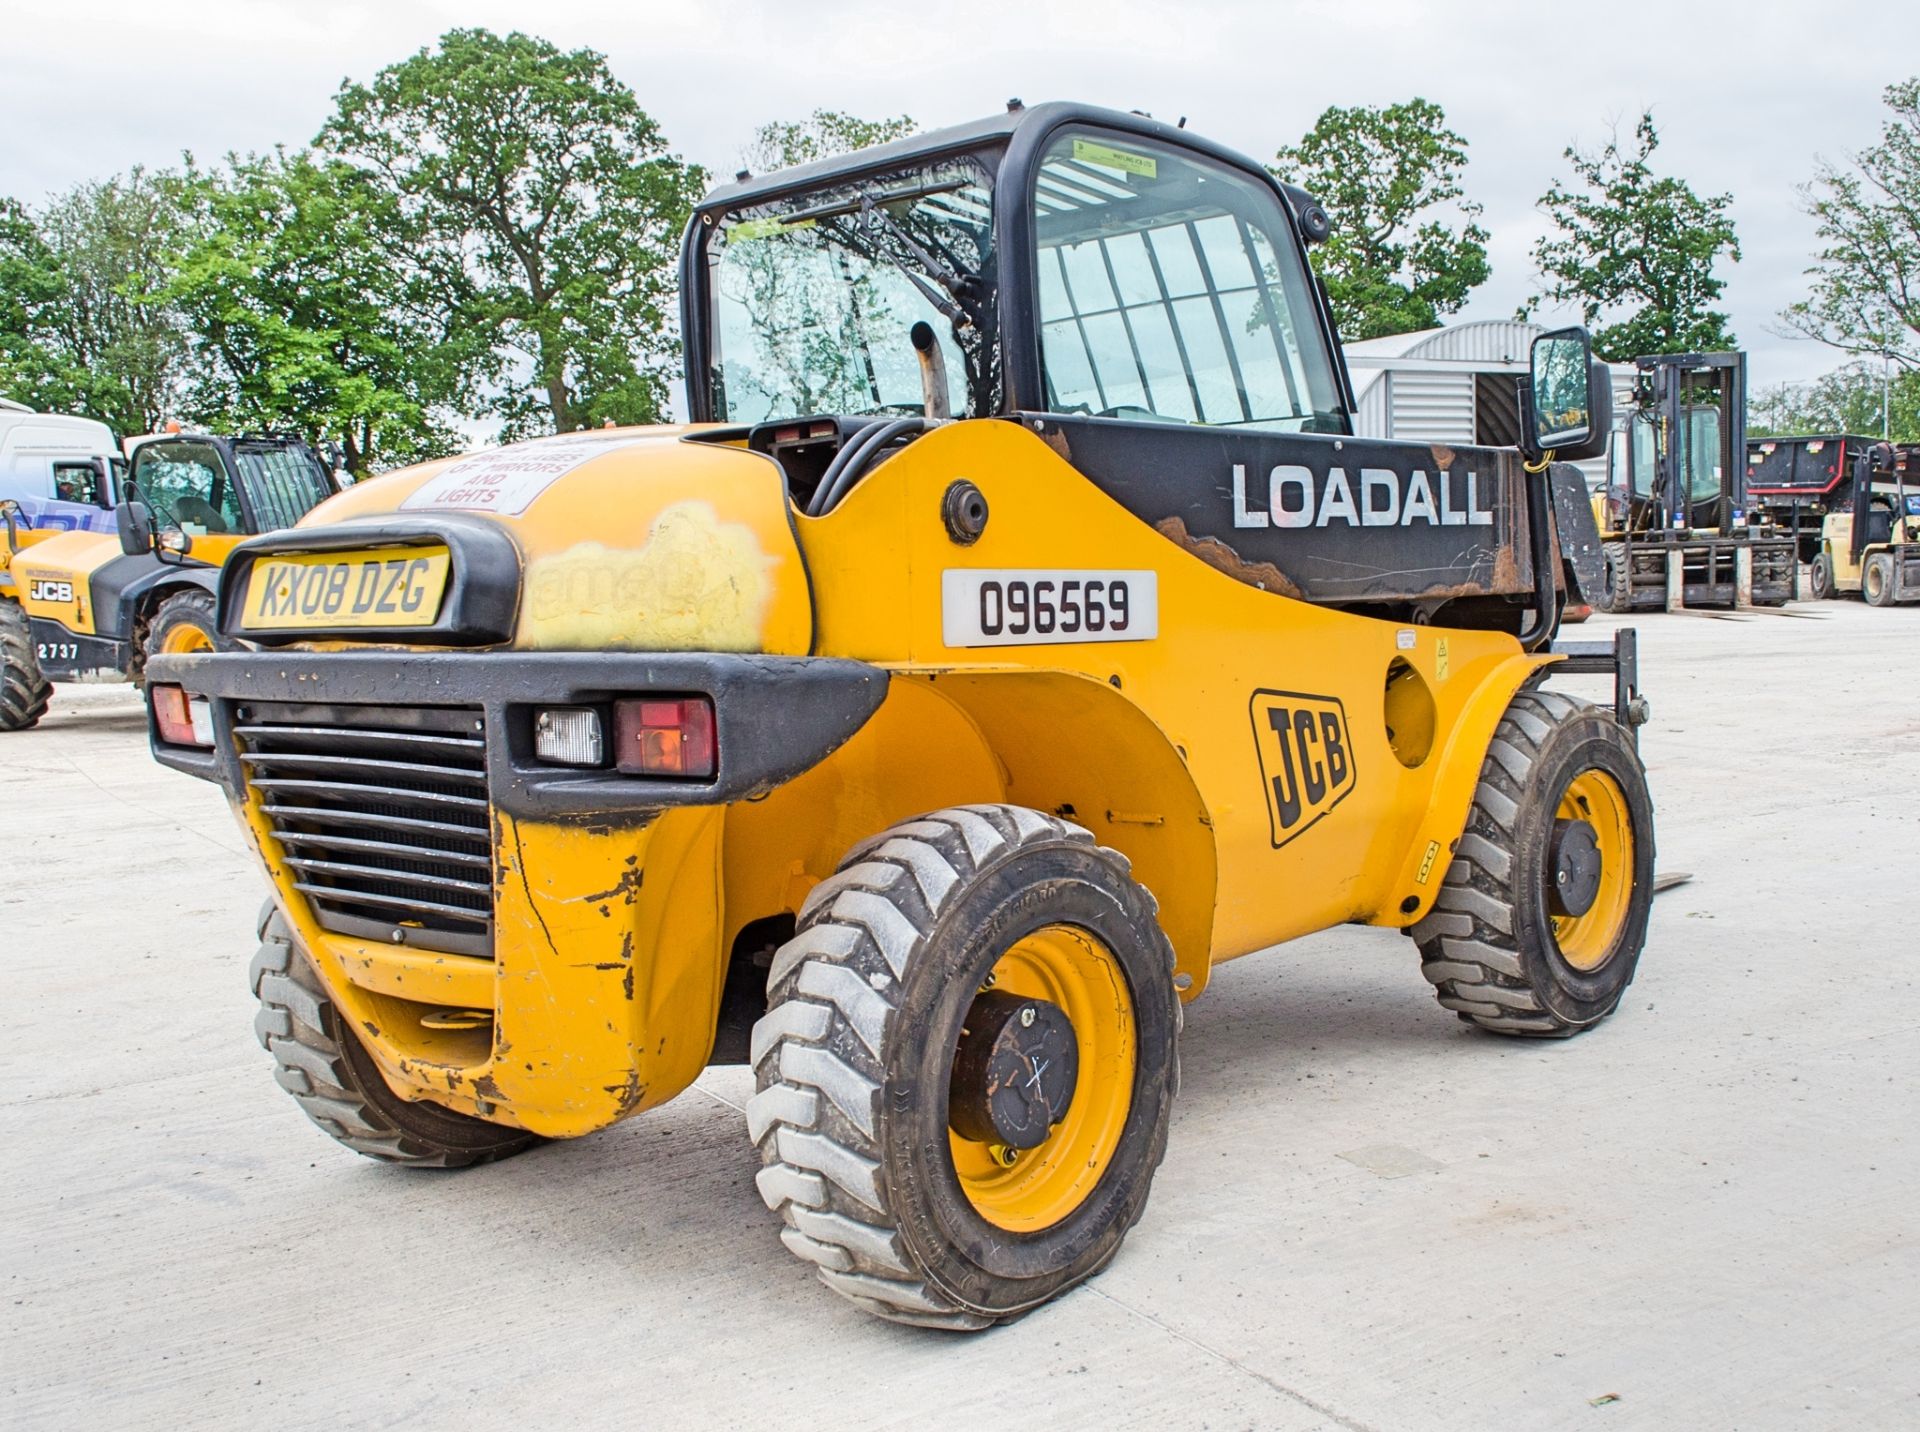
[0,400,124,533]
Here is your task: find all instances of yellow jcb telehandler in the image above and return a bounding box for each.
[1,431,340,728]
[146,102,1654,1329]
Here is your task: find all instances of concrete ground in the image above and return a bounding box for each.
[3,601,1916,1431]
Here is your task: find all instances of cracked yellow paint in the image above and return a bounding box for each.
[519,501,777,651]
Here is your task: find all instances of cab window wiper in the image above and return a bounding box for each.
[784,180,982,329]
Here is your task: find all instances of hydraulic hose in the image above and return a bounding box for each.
[808,418,932,517]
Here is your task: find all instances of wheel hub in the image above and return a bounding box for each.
[1549,818,1603,917]
[948,989,1079,1150]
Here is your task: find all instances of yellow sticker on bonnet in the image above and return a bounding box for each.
[241,546,451,630]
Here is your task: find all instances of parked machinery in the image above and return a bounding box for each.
[1596,352,1795,610]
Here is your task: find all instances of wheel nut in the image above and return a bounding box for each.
[990,1144,1019,1167]
[1020,1006,1035,1027]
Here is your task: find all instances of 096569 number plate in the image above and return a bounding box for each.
[941,569,1158,648]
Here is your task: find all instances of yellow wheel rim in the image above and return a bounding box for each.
[1551,770,1633,972]
[159,622,214,656]
[949,925,1135,1233]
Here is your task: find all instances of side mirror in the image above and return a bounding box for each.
[116,499,155,557]
[1523,327,1611,463]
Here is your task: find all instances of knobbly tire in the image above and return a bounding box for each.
[0,598,52,731]
[250,901,539,1167]
[1413,689,1654,1038]
[749,804,1180,1330]
[138,589,228,682]
[1597,542,1632,614]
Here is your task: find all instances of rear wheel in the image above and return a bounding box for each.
[250,901,540,1167]
[0,598,52,732]
[1414,689,1654,1037]
[749,805,1180,1329]
[1864,553,1896,608]
[1808,553,1834,601]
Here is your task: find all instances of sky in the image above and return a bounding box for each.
[5,0,1917,399]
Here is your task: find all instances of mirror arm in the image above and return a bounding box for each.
[1514,458,1561,651]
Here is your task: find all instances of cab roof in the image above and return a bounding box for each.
[695,100,1274,215]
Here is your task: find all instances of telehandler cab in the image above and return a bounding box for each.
[147,102,1655,1329]
[0,431,339,729]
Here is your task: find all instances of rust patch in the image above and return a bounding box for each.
[1491,544,1522,589]
[1036,424,1073,462]
[602,1068,645,1113]
[1155,516,1306,599]
[1430,444,1456,471]
[474,1073,505,1102]
[581,858,645,906]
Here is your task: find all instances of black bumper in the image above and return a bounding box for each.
[27,618,129,681]
[144,649,890,822]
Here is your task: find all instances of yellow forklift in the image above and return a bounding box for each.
[1595,351,1795,611]
[1809,442,1920,604]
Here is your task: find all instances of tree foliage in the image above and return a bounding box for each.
[0,170,191,434]
[165,151,476,476]
[1782,77,1920,371]
[1527,112,1741,362]
[1750,361,1920,443]
[1270,99,1490,341]
[320,28,706,441]
[742,110,917,174]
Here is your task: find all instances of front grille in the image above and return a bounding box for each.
[234,701,494,957]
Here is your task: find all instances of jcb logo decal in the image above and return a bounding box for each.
[28,579,75,604]
[1250,689,1356,848]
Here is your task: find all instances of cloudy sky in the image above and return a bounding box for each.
[6,0,1916,395]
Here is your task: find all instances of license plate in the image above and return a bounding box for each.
[241,547,451,630]
[942,569,1158,647]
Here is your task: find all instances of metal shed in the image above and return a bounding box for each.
[1343,320,1634,487]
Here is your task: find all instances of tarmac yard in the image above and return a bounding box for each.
[2,602,1916,1431]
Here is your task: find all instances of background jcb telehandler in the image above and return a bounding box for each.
[0,430,339,730]
[147,102,1654,1330]
[1595,351,1795,611]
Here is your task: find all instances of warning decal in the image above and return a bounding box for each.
[400,434,644,517]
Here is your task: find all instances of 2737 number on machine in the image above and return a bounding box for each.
[942,569,1159,647]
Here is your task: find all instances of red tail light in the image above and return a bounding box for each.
[152,683,214,747]
[613,697,716,778]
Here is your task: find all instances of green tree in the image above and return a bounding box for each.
[166,150,474,476]
[1750,362,1920,443]
[0,198,71,410]
[1270,99,1490,341]
[1527,112,1741,362]
[0,170,191,434]
[1782,78,1920,372]
[320,28,706,441]
[743,110,917,173]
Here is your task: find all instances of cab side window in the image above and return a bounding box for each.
[133,443,242,534]
[1033,131,1344,432]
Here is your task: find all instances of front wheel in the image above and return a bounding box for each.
[0,598,52,731]
[749,805,1180,1329]
[250,902,540,1167]
[1413,689,1655,1037]
[1864,553,1896,607]
[139,588,228,682]
[1596,543,1632,614]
